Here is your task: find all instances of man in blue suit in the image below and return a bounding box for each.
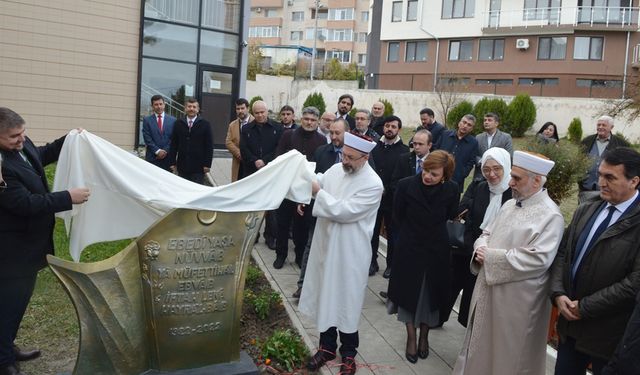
[142,95,176,171]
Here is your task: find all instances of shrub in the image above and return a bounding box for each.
[473,97,509,135]
[567,118,583,144]
[446,100,474,129]
[249,96,263,113]
[505,93,536,137]
[261,329,309,372]
[523,137,591,203]
[303,92,326,114]
[245,264,261,287]
[380,98,394,117]
[348,107,358,118]
[244,289,282,320]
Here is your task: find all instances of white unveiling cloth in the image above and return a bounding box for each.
[54,130,315,262]
[298,162,383,333]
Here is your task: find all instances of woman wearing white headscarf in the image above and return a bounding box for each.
[442,147,512,327]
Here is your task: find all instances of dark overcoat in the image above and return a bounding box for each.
[388,175,459,314]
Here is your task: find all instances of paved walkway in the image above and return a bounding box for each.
[211,151,557,374]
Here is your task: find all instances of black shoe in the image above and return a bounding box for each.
[368,262,378,276]
[405,351,418,364]
[382,267,392,279]
[306,348,336,371]
[418,347,429,359]
[273,257,286,269]
[266,238,277,250]
[13,346,40,362]
[292,287,302,299]
[379,291,388,299]
[0,364,24,375]
[418,337,429,359]
[339,356,357,374]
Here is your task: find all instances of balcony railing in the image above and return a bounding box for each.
[484,6,640,30]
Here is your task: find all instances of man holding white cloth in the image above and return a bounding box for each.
[299,132,383,375]
[453,151,565,375]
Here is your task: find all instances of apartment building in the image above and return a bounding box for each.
[368,0,640,99]
[248,0,371,68]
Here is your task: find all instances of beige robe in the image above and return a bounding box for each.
[453,189,564,375]
[225,115,253,182]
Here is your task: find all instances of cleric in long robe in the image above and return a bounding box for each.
[299,131,383,375]
[453,151,565,375]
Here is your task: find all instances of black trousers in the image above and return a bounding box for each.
[370,208,394,268]
[555,336,607,375]
[263,210,277,241]
[442,253,476,327]
[320,327,359,358]
[0,274,37,366]
[178,171,204,185]
[275,199,310,261]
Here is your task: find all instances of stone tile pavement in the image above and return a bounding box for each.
[211,151,557,374]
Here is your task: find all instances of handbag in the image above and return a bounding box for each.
[446,209,468,249]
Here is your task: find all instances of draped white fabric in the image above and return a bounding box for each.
[53,131,315,262]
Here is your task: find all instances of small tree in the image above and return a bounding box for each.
[249,96,263,114]
[473,97,508,135]
[303,92,326,114]
[567,118,583,144]
[446,100,474,129]
[246,44,264,80]
[380,98,394,117]
[505,93,536,137]
[348,107,358,118]
[524,138,591,204]
[434,75,468,125]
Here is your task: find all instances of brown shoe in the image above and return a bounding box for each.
[306,348,336,371]
[13,346,40,362]
[339,356,357,374]
[292,287,302,299]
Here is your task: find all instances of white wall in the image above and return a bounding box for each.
[246,74,640,142]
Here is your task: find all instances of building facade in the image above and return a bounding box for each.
[248,0,371,70]
[370,0,640,99]
[0,0,248,149]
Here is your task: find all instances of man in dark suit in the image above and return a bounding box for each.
[550,147,640,374]
[579,115,631,203]
[241,100,284,250]
[279,105,298,131]
[435,114,479,188]
[415,108,444,148]
[141,95,176,171]
[370,101,386,136]
[472,112,513,181]
[169,98,213,184]
[369,116,409,276]
[0,108,90,375]
[335,94,356,130]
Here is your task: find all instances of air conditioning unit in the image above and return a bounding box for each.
[255,7,262,13]
[516,38,530,50]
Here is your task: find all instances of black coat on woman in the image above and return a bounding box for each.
[444,179,512,326]
[387,174,459,315]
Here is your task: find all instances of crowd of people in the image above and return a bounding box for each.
[1,92,639,375]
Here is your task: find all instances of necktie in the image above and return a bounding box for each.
[335,149,342,163]
[416,159,422,175]
[157,115,163,133]
[188,120,193,129]
[572,205,617,279]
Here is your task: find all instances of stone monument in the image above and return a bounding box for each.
[48,209,263,375]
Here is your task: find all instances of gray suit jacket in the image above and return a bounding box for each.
[473,129,513,180]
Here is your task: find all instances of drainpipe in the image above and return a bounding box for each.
[418,0,439,91]
[623,30,630,99]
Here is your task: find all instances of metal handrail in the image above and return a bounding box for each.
[140,83,185,118]
[484,6,639,29]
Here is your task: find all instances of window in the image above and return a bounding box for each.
[291,11,304,21]
[574,36,604,60]
[518,77,559,85]
[407,0,418,21]
[249,26,280,38]
[328,29,353,41]
[143,22,198,62]
[329,8,354,20]
[358,32,367,43]
[200,29,238,67]
[265,8,277,17]
[479,39,504,61]
[437,76,470,86]
[202,0,241,32]
[312,9,328,19]
[305,28,327,40]
[538,37,567,60]
[361,11,369,21]
[290,31,303,41]
[145,0,200,25]
[577,79,622,88]
[406,41,428,62]
[476,79,513,85]
[358,53,367,65]
[442,0,475,19]
[331,50,351,63]
[449,40,473,61]
[388,42,400,62]
[392,1,403,22]
[578,0,631,24]
[523,0,561,21]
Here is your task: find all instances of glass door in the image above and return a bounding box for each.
[198,67,236,148]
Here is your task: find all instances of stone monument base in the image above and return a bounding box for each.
[59,352,258,375]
